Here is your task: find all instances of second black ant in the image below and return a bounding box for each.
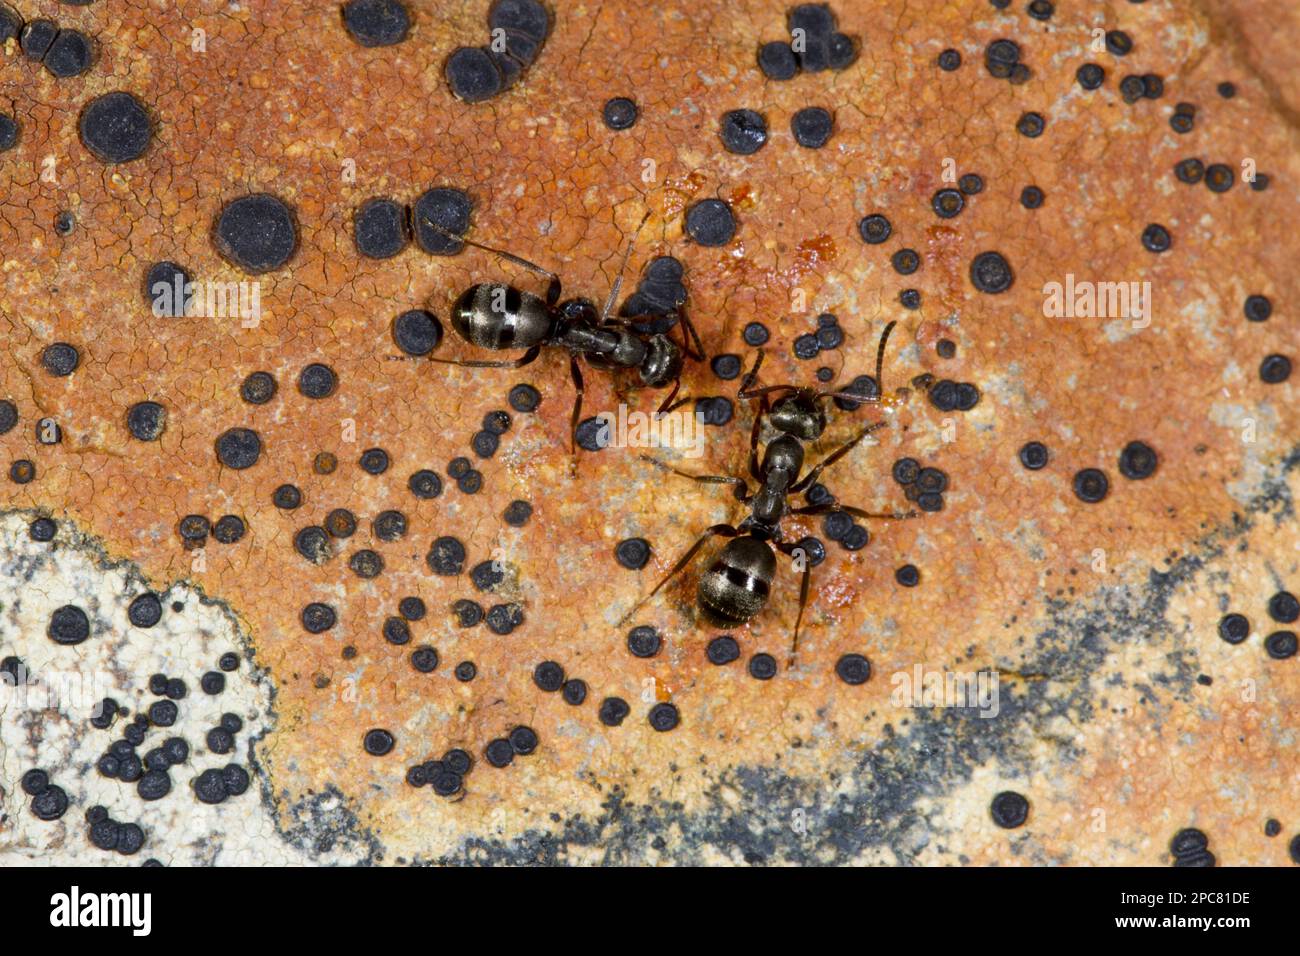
[620,321,917,668]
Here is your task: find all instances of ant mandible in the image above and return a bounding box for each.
[619,321,916,668]
[422,213,705,471]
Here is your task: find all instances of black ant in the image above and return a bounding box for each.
[420,214,705,467]
[619,321,916,668]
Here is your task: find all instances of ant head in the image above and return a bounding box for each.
[555,298,599,326]
[638,334,682,388]
[768,391,827,441]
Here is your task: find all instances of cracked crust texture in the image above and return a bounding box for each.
[0,0,1297,865]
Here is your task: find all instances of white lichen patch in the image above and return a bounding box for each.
[0,511,365,865]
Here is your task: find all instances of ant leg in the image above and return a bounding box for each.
[775,541,814,669]
[789,502,918,521]
[616,523,740,626]
[747,392,768,482]
[789,421,888,493]
[639,454,751,498]
[668,308,706,361]
[655,378,682,417]
[429,345,543,370]
[419,217,562,305]
[737,349,765,398]
[568,355,586,475]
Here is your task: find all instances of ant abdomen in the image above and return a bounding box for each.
[451,282,552,350]
[698,536,775,625]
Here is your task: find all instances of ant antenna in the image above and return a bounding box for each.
[420,217,559,284]
[874,320,897,395]
[599,209,653,324]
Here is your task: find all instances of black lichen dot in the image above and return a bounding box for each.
[472,429,499,458]
[177,514,210,544]
[598,697,630,727]
[410,646,439,673]
[341,0,410,47]
[79,92,152,164]
[53,211,75,237]
[214,194,297,274]
[48,605,90,646]
[408,469,444,499]
[200,671,226,695]
[480,602,521,638]
[711,354,742,380]
[21,19,57,58]
[44,29,93,78]
[272,484,302,510]
[413,187,472,255]
[1174,158,1205,185]
[758,40,797,80]
[1264,631,1297,660]
[790,107,833,148]
[891,249,920,276]
[1071,62,1102,89]
[984,38,1019,78]
[615,537,651,570]
[684,199,736,247]
[457,469,484,494]
[294,526,331,564]
[445,47,502,102]
[240,371,277,405]
[215,428,262,468]
[213,515,245,544]
[126,402,166,441]
[509,725,539,755]
[1016,112,1045,138]
[1118,75,1146,104]
[706,635,740,665]
[0,6,18,44]
[363,729,395,756]
[0,114,17,152]
[937,49,961,71]
[719,109,767,155]
[451,599,482,628]
[10,459,36,484]
[990,791,1030,828]
[742,322,770,346]
[533,661,564,692]
[835,653,871,685]
[932,189,964,219]
[1018,441,1049,470]
[1259,354,1291,384]
[128,593,163,628]
[354,198,409,259]
[358,447,389,476]
[1073,468,1109,503]
[970,251,1014,293]
[484,738,514,767]
[31,786,70,821]
[899,289,921,310]
[1118,441,1158,480]
[1170,111,1194,134]
[1268,592,1299,625]
[602,97,638,130]
[508,382,541,412]
[455,661,476,682]
[895,564,921,587]
[562,679,588,705]
[958,173,983,195]
[1244,295,1272,323]
[298,363,337,399]
[349,549,384,579]
[1020,186,1044,210]
[748,653,777,680]
[627,625,661,658]
[858,214,891,245]
[29,517,57,542]
[427,536,466,576]
[42,343,79,377]
[648,703,679,732]
[1027,0,1054,20]
[502,500,532,527]
[1141,224,1172,253]
[1104,30,1133,56]
[301,602,337,634]
[1204,164,1234,193]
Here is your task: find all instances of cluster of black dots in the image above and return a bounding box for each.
[19,767,70,824]
[757,4,856,80]
[84,805,147,857]
[1015,439,1158,505]
[7,10,94,78]
[0,6,151,168]
[891,457,950,514]
[1218,589,1298,661]
[443,0,551,103]
[406,746,474,796]
[354,187,474,262]
[926,377,981,414]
